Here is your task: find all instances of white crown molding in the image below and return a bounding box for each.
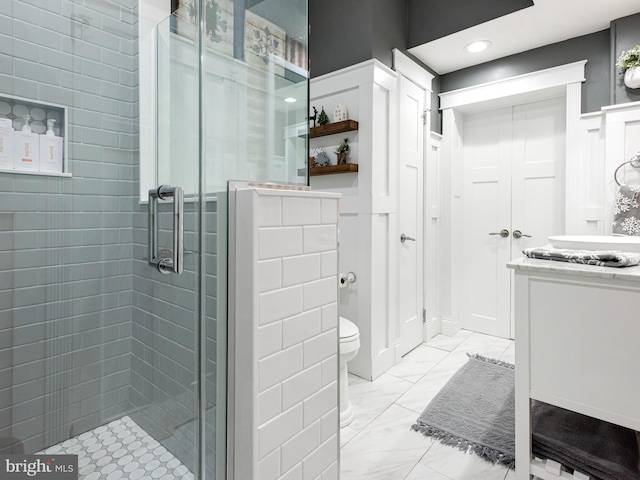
[392,49,434,92]
[439,60,588,110]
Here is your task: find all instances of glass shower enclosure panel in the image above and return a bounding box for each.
[196,0,310,190]
[139,7,204,480]
[0,0,307,477]
[159,0,309,476]
[0,1,207,480]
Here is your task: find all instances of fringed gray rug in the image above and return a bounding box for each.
[411,354,515,469]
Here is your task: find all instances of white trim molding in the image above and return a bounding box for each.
[392,49,435,93]
[440,60,587,111]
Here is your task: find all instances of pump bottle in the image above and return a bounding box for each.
[14,115,40,171]
[39,119,63,173]
[0,117,13,170]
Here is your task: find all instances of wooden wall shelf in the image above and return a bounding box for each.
[309,164,358,176]
[309,120,358,138]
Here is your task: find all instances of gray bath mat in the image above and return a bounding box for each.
[411,354,515,469]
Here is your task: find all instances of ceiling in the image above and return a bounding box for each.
[408,0,640,75]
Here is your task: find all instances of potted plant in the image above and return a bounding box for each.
[317,107,329,126]
[616,45,640,89]
[335,138,349,165]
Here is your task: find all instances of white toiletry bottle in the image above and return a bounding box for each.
[39,119,63,173]
[0,117,13,170]
[14,115,40,171]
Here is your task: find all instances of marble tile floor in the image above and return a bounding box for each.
[340,330,516,480]
[38,415,194,480]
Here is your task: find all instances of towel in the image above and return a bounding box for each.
[532,402,640,480]
[522,245,640,267]
[613,184,640,235]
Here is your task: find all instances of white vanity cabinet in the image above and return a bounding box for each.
[509,258,640,480]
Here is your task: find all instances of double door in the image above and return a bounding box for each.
[461,97,566,338]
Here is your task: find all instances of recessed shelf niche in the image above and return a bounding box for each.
[0,93,70,177]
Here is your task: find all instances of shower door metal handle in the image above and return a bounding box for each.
[148,185,184,275]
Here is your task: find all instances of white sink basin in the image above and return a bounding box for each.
[547,235,640,252]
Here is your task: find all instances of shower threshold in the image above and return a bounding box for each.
[38,415,194,480]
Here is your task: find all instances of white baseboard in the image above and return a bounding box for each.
[394,339,403,365]
[441,316,460,336]
[425,317,442,341]
[371,347,395,380]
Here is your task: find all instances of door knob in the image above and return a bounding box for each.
[489,229,509,238]
[400,233,416,243]
[512,230,531,239]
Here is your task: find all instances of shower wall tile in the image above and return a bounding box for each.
[230,186,340,480]
[0,0,138,456]
[129,204,214,474]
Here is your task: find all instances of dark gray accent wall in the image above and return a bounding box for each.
[440,30,611,114]
[407,0,533,47]
[309,1,440,127]
[611,13,640,105]
[0,0,138,455]
[371,0,407,70]
[309,0,373,77]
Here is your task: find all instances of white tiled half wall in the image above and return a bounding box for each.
[229,185,340,480]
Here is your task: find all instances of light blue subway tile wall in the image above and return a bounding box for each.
[127,4,217,473]
[130,202,206,473]
[0,0,138,455]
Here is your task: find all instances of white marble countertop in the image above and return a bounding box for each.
[507,256,640,281]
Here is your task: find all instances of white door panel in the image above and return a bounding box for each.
[462,108,512,338]
[398,76,425,356]
[512,97,566,253]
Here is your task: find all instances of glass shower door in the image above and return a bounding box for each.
[1,2,211,480]
[146,5,212,480]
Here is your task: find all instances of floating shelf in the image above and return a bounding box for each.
[309,120,358,138]
[309,164,358,176]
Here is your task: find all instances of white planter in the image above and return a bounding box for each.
[624,66,640,89]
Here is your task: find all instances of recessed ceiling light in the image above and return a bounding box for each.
[284,97,297,103]
[464,40,492,53]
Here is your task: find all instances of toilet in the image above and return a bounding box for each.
[339,316,360,427]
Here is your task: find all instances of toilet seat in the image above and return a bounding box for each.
[339,317,359,341]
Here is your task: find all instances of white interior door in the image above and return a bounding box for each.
[461,97,566,339]
[461,107,513,338]
[510,97,566,334]
[398,76,425,356]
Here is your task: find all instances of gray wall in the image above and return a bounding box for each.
[0,0,137,454]
[611,13,640,105]
[407,0,533,47]
[440,30,611,115]
[311,4,639,131]
[309,0,373,78]
[371,0,407,71]
[309,0,441,129]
